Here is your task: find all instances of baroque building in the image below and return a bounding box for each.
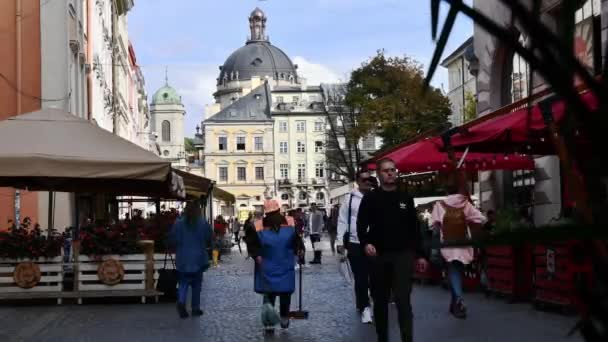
[203,8,329,215]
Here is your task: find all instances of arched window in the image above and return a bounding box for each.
[161,120,171,142]
[316,192,325,201]
[298,191,307,201]
[281,193,289,201]
[509,34,529,103]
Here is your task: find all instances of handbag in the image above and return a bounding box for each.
[156,250,178,299]
[342,194,354,249]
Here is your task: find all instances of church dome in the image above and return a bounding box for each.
[151,84,182,105]
[219,42,297,82]
[218,8,298,83]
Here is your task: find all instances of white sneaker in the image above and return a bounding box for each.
[361,307,373,324]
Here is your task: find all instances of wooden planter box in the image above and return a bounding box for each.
[533,241,593,309]
[78,254,156,291]
[0,257,64,303]
[485,245,534,300]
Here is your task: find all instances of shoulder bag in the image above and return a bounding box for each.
[342,194,354,249]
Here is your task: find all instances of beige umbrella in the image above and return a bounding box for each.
[0,108,181,197]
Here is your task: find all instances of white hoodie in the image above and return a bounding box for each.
[337,190,364,246]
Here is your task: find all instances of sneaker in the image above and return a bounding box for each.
[280,317,290,329]
[361,307,373,324]
[177,303,189,319]
[192,309,204,317]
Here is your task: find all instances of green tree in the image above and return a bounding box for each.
[463,91,477,122]
[347,51,451,149]
[184,138,196,153]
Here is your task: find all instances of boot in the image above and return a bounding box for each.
[309,251,322,264]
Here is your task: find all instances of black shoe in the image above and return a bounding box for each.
[280,317,290,329]
[177,303,189,319]
[192,309,204,317]
[449,299,467,319]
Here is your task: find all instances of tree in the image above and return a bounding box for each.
[347,51,451,149]
[184,138,196,153]
[463,91,477,122]
[323,84,365,182]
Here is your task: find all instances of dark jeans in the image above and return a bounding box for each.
[368,250,414,342]
[347,243,370,311]
[329,233,337,254]
[263,293,291,317]
[177,271,203,311]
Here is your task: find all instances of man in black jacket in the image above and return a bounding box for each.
[357,158,419,342]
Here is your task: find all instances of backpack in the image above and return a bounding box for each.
[439,201,468,242]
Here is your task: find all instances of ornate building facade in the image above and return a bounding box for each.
[203,8,329,214]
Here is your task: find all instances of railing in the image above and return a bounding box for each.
[278,178,327,186]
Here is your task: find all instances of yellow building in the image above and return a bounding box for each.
[204,83,274,214]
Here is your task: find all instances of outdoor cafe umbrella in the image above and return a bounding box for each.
[0,108,182,197]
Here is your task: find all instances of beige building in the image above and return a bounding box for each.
[440,36,476,127]
[203,8,329,214]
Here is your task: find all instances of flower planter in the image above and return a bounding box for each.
[0,257,63,296]
[77,254,156,292]
[485,244,534,300]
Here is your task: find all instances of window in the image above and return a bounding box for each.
[509,34,530,103]
[163,150,169,157]
[292,96,299,104]
[279,121,288,133]
[297,164,306,182]
[236,136,246,151]
[237,167,246,181]
[298,191,307,201]
[362,135,375,150]
[280,164,289,179]
[219,167,228,182]
[316,192,325,201]
[254,136,263,151]
[297,141,306,153]
[161,120,171,142]
[314,121,324,132]
[280,141,288,154]
[255,167,264,180]
[281,193,289,200]
[315,141,323,153]
[276,96,284,103]
[296,121,305,133]
[218,136,227,151]
[315,163,324,178]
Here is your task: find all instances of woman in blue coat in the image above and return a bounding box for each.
[245,199,305,330]
[169,200,212,319]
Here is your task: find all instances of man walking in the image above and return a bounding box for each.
[308,203,324,264]
[357,159,420,342]
[337,171,375,324]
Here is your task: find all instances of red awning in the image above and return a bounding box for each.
[449,91,598,154]
[367,137,534,172]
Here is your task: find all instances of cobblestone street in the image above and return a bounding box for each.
[0,241,582,342]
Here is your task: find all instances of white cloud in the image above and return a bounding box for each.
[292,56,343,85]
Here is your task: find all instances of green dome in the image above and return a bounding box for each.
[151,84,182,105]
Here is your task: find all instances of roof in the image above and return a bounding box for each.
[440,36,474,67]
[219,41,298,82]
[205,82,272,122]
[151,84,182,105]
[272,85,322,93]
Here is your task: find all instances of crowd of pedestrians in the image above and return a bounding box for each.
[167,158,488,341]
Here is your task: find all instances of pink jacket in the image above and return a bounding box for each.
[431,194,486,265]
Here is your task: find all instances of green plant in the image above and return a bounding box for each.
[0,218,63,259]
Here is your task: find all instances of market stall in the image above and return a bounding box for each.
[0,108,186,304]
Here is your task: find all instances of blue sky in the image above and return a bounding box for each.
[129,0,473,136]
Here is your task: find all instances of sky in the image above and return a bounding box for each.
[129,0,473,136]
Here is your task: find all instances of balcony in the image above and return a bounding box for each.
[278,178,327,187]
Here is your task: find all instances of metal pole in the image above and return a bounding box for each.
[48,191,54,235]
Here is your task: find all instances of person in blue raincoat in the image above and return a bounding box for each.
[244,199,305,330]
[169,200,213,319]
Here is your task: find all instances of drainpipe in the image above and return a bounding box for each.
[111,2,117,134]
[14,0,23,223]
[86,0,92,120]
